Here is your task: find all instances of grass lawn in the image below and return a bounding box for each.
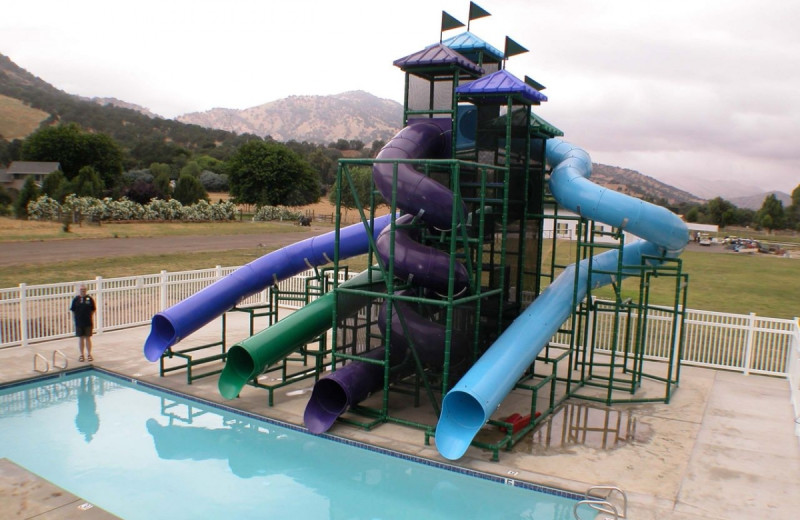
[592,250,799,319]
[540,239,799,319]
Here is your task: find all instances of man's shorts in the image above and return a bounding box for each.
[75,326,93,337]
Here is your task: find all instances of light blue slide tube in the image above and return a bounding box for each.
[143,214,392,362]
[435,138,689,460]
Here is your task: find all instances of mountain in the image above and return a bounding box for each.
[591,163,704,206]
[0,53,249,164]
[177,91,403,144]
[728,191,792,211]
[667,174,765,201]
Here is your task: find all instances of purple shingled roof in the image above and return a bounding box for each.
[393,43,483,75]
[456,70,548,104]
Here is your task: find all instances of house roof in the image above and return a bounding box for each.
[6,161,61,175]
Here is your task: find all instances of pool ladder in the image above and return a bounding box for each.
[573,485,627,520]
[33,350,68,373]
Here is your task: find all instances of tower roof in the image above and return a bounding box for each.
[393,43,483,75]
[456,70,548,105]
[441,31,504,63]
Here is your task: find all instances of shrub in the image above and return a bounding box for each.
[252,205,303,222]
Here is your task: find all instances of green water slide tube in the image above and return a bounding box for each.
[218,269,385,399]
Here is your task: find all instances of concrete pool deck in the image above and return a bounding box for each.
[1,313,798,520]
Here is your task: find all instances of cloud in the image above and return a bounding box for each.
[2,0,798,194]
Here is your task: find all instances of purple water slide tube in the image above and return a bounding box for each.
[303,121,469,432]
[434,138,690,460]
[375,214,469,295]
[304,299,469,434]
[143,214,393,362]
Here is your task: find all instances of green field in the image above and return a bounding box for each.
[593,249,799,319]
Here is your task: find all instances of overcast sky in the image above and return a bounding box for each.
[2,0,798,197]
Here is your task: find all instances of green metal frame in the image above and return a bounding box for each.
[246,266,345,406]
[159,313,228,384]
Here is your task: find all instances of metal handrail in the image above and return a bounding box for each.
[52,350,68,370]
[33,353,49,373]
[574,485,627,519]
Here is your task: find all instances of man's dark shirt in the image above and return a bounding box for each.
[70,295,96,327]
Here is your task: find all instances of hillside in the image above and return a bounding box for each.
[0,93,49,140]
[0,52,705,205]
[591,163,704,206]
[177,91,403,144]
[728,191,792,211]
[0,53,247,164]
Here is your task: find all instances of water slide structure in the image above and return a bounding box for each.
[144,8,689,462]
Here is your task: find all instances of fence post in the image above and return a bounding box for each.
[95,276,104,335]
[19,283,28,347]
[743,312,756,376]
[160,270,168,311]
[791,318,800,437]
[216,265,223,281]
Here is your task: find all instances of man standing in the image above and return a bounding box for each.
[70,284,96,362]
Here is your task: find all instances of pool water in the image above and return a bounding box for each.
[0,370,584,519]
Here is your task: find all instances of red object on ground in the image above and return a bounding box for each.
[499,412,541,434]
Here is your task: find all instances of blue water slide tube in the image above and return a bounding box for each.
[434,138,689,460]
[143,215,393,362]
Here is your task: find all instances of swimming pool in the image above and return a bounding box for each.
[0,369,586,519]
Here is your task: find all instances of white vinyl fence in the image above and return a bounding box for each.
[0,267,346,349]
[1,267,798,379]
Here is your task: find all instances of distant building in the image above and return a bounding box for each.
[0,161,62,191]
[543,208,713,243]
[543,208,639,244]
[684,222,719,235]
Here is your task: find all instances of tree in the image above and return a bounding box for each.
[82,132,124,191]
[126,178,161,204]
[227,140,320,206]
[328,165,381,210]
[153,171,172,199]
[787,184,800,230]
[41,170,71,202]
[14,176,40,218]
[0,184,13,215]
[21,123,123,189]
[0,138,23,165]
[173,174,208,205]
[180,161,202,178]
[307,148,338,187]
[71,166,104,198]
[757,194,785,232]
[705,197,736,228]
[149,162,174,180]
[369,139,386,157]
[198,170,229,192]
[130,138,191,170]
[194,155,225,174]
